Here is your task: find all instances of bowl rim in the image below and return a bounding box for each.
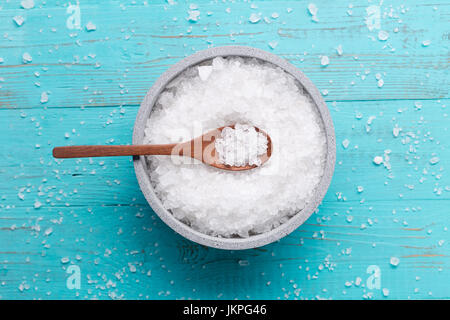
[132,46,336,250]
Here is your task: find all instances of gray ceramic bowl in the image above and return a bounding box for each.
[133,46,336,250]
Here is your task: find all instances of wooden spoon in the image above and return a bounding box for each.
[52,125,272,171]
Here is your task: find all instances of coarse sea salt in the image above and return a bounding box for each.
[373,156,383,165]
[13,16,25,26]
[144,57,327,237]
[342,139,350,149]
[378,30,389,41]
[390,256,400,267]
[21,0,34,9]
[307,3,319,21]
[40,92,49,104]
[308,3,318,16]
[249,13,261,23]
[268,41,278,50]
[85,22,97,31]
[320,55,329,66]
[215,124,268,167]
[22,52,32,63]
[187,10,200,22]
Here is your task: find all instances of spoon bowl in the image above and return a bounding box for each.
[180,125,272,171]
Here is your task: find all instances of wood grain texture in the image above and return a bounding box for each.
[0,0,449,300]
[0,0,448,109]
[52,144,179,158]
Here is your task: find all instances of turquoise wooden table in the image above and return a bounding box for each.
[0,0,448,300]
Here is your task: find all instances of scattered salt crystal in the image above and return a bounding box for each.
[390,256,400,267]
[34,200,42,209]
[373,156,383,165]
[308,3,318,16]
[268,41,278,49]
[44,227,53,236]
[307,3,319,21]
[357,186,364,193]
[40,92,49,104]
[22,52,32,63]
[393,126,401,137]
[61,257,69,264]
[422,40,431,47]
[378,30,389,41]
[382,288,390,297]
[215,124,268,167]
[429,157,439,165]
[377,79,384,88]
[187,10,200,22]
[320,55,329,66]
[13,16,25,26]
[342,139,350,149]
[21,0,34,9]
[336,45,343,56]
[85,22,96,31]
[238,260,250,266]
[249,13,261,23]
[271,12,279,19]
[0,57,3,64]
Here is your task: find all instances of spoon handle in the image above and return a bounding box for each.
[53,144,178,159]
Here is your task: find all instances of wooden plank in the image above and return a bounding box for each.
[0,0,448,109]
[0,199,448,299]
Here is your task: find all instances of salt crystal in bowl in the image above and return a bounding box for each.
[133,46,336,250]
